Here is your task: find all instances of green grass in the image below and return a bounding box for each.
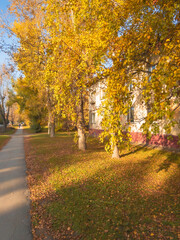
[23,126,48,134]
[26,132,180,240]
[0,135,10,149]
[1,127,16,135]
[0,127,16,149]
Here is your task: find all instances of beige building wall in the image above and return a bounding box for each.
[89,81,180,137]
[89,81,105,130]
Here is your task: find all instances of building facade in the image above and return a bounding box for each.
[89,81,180,149]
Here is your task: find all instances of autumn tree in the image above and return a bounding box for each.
[45,0,123,150]
[0,64,14,131]
[8,102,21,125]
[3,0,178,156]
[14,76,47,131]
[9,0,58,136]
[100,0,180,158]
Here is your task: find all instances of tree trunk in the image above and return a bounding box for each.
[48,115,50,135]
[50,119,55,137]
[77,96,87,151]
[1,115,7,132]
[2,123,6,133]
[112,144,120,158]
[78,127,86,151]
[0,106,7,132]
[6,106,10,126]
[48,111,55,137]
[111,133,120,158]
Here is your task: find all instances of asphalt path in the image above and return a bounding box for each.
[0,129,32,240]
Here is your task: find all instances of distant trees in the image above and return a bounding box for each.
[0,65,13,131]
[14,76,47,132]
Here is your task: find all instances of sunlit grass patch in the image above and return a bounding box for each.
[25,132,180,240]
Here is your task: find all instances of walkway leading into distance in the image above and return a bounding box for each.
[0,129,32,240]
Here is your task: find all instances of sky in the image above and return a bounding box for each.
[0,0,12,66]
[0,0,9,11]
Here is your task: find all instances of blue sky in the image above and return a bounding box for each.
[0,0,12,66]
[0,0,9,11]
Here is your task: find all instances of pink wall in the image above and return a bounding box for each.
[89,129,103,137]
[89,129,180,149]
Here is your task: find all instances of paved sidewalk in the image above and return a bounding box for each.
[0,129,32,240]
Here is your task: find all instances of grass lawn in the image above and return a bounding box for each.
[23,126,48,134]
[25,132,180,240]
[0,127,16,150]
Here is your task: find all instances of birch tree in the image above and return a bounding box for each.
[0,65,13,131]
[45,0,123,150]
[100,0,180,157]
[9,0,58,136]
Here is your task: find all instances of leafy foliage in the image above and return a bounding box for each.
[14,77,47,130]
[99,0,180,155]
[1,0,179,154]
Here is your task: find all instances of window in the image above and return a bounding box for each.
[127,107,134,123]
[101,89,105,99]
[147,65,156,111]
[147,102,151,114]
[130,83,133,91]
[91,112,96,124]
[148,65,156,82]
[90,89,95,104]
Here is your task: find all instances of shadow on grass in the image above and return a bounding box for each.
[28,132,180,183]
[27,132,180,239]
[34,160,180,240]
[119,144,149,158]
[119,144,180,173]
[157,151,180,172]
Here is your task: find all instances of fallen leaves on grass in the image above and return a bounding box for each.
[24,132,180,240]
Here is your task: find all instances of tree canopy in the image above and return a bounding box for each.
[0,0,179,155]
